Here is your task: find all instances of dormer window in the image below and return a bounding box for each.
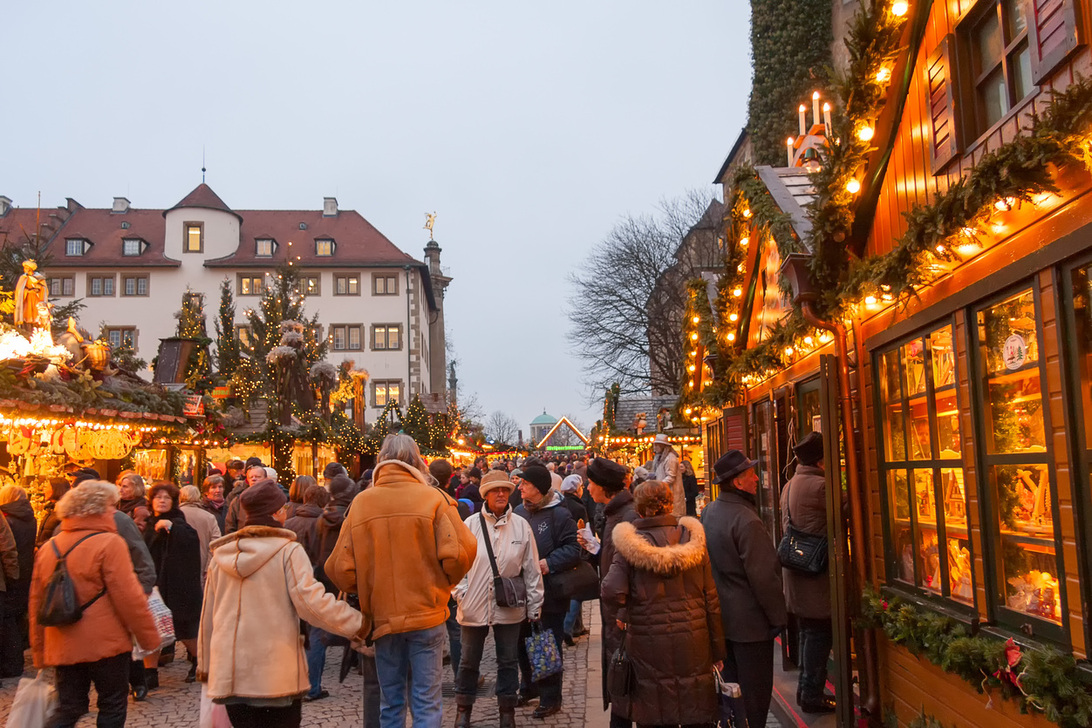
[256,238,275,257]
[65,238,88,256]
[122,238,144,257]
[316,239,334,256]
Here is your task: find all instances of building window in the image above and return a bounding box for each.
[877,322,973,607]
[122,238,143,256]
[973,285,1061,631]
[255,238,275,257]
[330,324,363,351]
[121,275,149,297]
[1065,258,1092,647]
[235,325,254,351]
[185,223,203,253]
[334,274,360,296]
[302,275,321,296]
[238,274,264,296]
[372,324,402,351]
[374,380,401,408]
[49,276,75,297]
[65,239,86,256]
[316,239,334,256]
[373,274,398,295]
[87,275,115,297]
[963,0,1032,136]
[104,327,136,349]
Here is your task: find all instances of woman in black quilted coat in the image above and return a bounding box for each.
[601,480,725,728]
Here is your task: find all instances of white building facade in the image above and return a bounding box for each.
[8,184,450,423]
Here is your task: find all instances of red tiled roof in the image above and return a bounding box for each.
[41,208,179,268]
[0,207,68,248]
[166,183,242,222]
[204,209,420,269]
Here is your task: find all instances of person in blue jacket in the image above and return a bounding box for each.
[513,463,580,718]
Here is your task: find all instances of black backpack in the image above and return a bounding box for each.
[37,533,107,627]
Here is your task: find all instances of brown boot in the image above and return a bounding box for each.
[454,703,473,728]
[499,694,518,728]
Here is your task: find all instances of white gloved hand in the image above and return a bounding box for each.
[578,524,601,555]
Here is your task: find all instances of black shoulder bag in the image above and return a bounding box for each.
[776,479,829,575]
[480,512,527,609]
[38,533,107,627]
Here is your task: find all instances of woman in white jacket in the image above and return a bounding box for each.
[454,470,544,728]
[197,480,365,728]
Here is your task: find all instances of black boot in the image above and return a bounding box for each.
[499,695,518,728]
[454,703,473,728]
[145,668,159,689]
[186,655,197,683]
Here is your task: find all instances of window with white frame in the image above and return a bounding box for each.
[316,239,334,256]
[122,238,143,256]
[374,380,401,408]
[373,274,398,295]
[88,275,115,297]
[238,274,264,296]
[372,324,402,351]
[122,275,149,296]
[302,275,320,296]
[256,238,275,257]
[49,276,75,297]
[330,324,363,351]
[104,327,136,349]
[334,274,359,295]
[65,239,86,256]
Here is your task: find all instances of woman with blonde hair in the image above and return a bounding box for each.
[116,470,151,532]
[601,479,725,728]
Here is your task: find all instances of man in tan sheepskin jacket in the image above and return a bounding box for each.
[326,434,477,728]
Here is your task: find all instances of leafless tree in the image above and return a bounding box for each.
[568,190,721,397]
[486,410,520,446]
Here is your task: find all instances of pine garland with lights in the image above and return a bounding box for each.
[861,586,1092,728]
[214,278,240,379]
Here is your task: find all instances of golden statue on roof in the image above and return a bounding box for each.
[424,212,437,240]
[14,259,51,331]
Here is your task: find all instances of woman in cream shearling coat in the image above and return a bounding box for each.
[197,480,364,728]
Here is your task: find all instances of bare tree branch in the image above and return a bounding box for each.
[567,190,720,397]
[485,410,520,447]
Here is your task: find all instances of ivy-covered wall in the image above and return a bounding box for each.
[747,0,834,166]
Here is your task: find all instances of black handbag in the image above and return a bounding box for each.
[607,632,636,698]
[546,560,600,602]
[480,512,527,609]
[776,479,828,574]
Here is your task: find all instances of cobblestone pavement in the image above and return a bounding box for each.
[0,601,780,728]
[0,603,595,728]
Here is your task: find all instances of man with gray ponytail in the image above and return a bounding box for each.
[326,434,477,728]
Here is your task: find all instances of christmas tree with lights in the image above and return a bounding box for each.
[175,289,213,392]
[214,278,240,379]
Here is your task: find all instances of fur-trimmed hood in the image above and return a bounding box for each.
[209,525,297,579]
[611,516,706,576]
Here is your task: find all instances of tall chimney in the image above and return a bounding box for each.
[112,197,130,213]
[323,197,338,217]
[0,196,11,217]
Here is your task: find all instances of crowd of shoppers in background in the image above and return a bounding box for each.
[0,427,837,728]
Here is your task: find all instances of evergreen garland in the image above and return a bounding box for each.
[747,0,834,166]
[861,587,1092,728]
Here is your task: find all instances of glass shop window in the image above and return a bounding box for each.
[878,322,974,606]
[1067,261,1092,644]
[975,287,1062,629]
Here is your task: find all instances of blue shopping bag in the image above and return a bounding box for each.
[524,621,562,683]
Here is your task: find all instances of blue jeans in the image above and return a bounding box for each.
[563,599,583,637]
[374,624,445,728]
[306,627,328,697]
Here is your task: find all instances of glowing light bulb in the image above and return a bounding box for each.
[729,313,738,322]
[857,126,875,142]
[846,179,861,194]
[804,336,814,346]
[784,347,794,356]
[684,407,692,415]
[688,364,696,372]
[891,1,908,16]
[742,208,752,219]
[876,66,892,83]
[692,316,700,324]
[727,332,736,342]
[865,295,878,306]
[690,332,699,341]
[740,236,749,247]
[732,288,742,297]
[995,197,1016,211]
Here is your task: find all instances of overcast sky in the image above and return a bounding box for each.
[4,0,751,434]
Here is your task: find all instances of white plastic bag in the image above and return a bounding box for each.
[6,670,56,728]
[133,586,175,659]
[199,684,231,728]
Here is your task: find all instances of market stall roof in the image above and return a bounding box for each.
[612,395,678,435]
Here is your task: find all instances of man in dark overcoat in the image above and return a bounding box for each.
[702,449,787,728]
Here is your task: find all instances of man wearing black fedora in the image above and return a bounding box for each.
[702,449,787,728]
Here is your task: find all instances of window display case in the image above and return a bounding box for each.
[975,287,1062,628]
[878,323,973,605]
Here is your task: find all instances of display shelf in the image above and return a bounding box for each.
[999,530,1056,550]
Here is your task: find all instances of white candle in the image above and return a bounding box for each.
[787,137,794,166]
[823,103,832,132]
[812,91,821,127]
[798,105,807,136]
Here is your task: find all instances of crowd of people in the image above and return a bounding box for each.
[0,429,836,728]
